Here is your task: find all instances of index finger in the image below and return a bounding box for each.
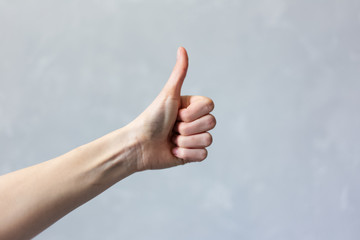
[177,96,215,122]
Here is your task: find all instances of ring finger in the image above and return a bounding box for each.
[172,132,212,148]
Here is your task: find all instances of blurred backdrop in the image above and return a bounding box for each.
[1,0,360,239]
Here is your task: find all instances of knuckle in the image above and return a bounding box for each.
[206,115,216,129]
[199,149,208,161]
[204,133,213,146]
[205,98,215,113]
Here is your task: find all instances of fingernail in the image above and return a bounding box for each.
[177,47,181,60]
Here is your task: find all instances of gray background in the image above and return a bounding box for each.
[1,0,360,239]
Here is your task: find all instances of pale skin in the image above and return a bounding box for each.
[0,47,216,239]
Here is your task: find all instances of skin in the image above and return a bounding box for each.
[0,47,216,239]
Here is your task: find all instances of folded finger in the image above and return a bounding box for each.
[178,96,214,122]
[172,147,208,163]
[172,132,213,148]
[174,114,216,136]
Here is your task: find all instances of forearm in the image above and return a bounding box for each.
[0,126,139,240]
[0,47,215,239]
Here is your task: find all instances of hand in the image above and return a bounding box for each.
[128,47,216,171]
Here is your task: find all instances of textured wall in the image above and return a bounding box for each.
[1,0,360,239]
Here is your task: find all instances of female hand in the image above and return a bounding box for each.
[129,47,216,171]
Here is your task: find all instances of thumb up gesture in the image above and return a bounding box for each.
[130,47,216,171]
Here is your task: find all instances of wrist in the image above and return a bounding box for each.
[77,125,142,187]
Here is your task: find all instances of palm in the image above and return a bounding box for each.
[135,94,182,170]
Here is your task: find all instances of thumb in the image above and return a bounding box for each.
[162,47,189,97]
